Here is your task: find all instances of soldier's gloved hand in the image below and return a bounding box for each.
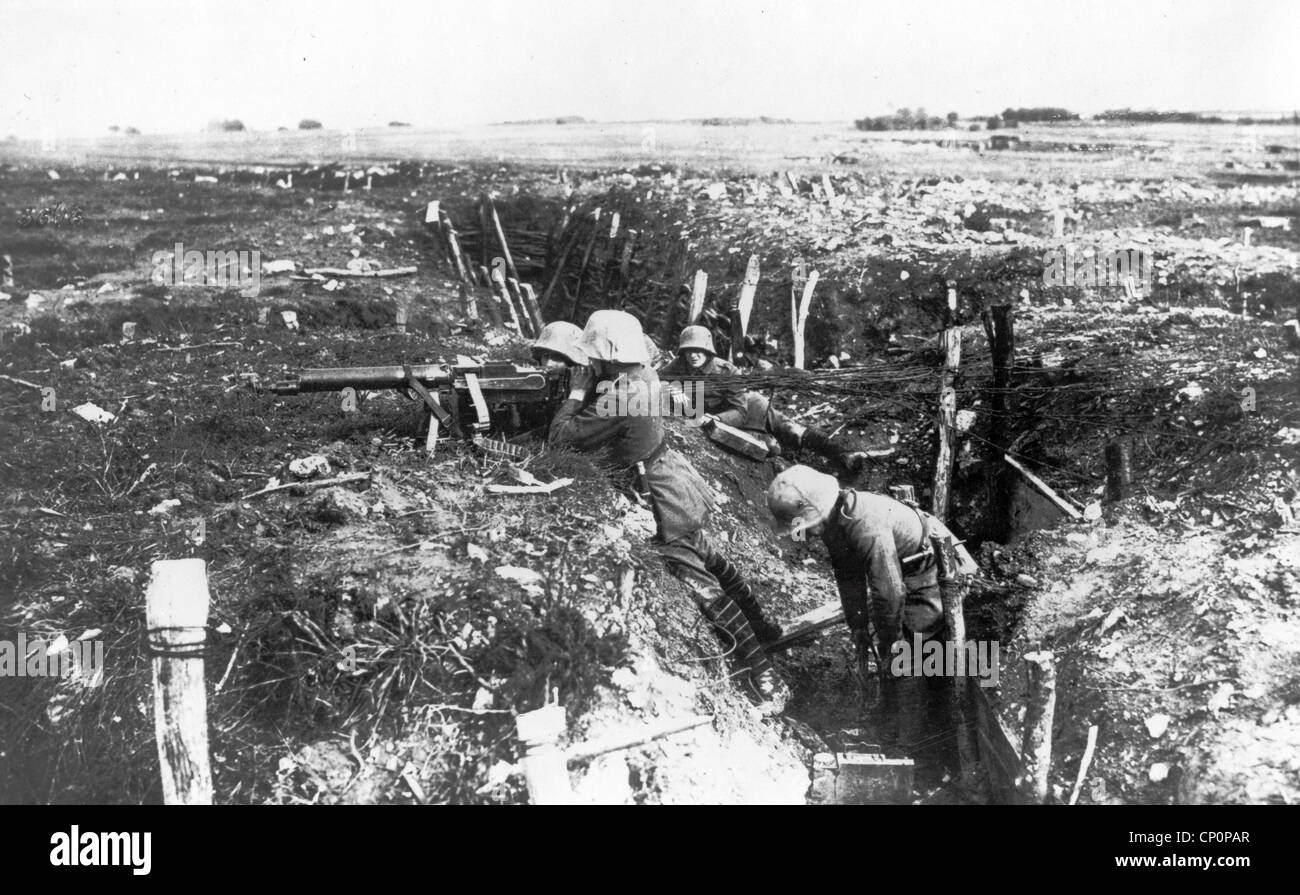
[567,367,594,401]
[699,414,717,431]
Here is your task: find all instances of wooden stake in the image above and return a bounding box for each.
[505,276,539,337]
[1019,650,1057,804]
[490,265,526,334]
[934,535,978,783]
[1,254,13,289]
[1104,437,1132,501]
[793,268,818,370]
[931,325,962,520]
[732,254,760,362]
[1067,724,1099,805]
[145,558,214,805]
[516,705,574,805]
[618,230,636,282]
[483,193,520,281]
[516,281,545,331]
[477,197,492,269]
[983,303,1015,540]
[439,211,470,283]
[570,210,603,319]
[689,270,708,324]
[459,282,478,321]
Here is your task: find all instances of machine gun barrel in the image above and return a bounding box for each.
[270,364,452,395]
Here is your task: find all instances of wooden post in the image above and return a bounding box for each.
[1,254,13,290]
[145,558,214,805]
[490,264,526,334]
[983,303,1015,540]
[931,325,962,519]
[1019,650,1056,804]
[570,210,603,319]
[505,276,538,337]
[439,211,470,283]
[483,193,520,282]
[731,254,760,362]
[477,197,492,269]
[458,282,478,321]
[514,280,545,332]
[1104,437,1132,501]
[618,230,636,283]
[933,535,978,783]
[792,264,817,370]
[516,705,574,805]
[689,270,708,324]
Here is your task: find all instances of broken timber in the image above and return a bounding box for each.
[1003,454,1083,520]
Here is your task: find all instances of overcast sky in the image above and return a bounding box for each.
[2,0,1296,137]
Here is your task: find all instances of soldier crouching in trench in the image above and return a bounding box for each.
[659,325,869,471]
[547,309,791,714]
[765,464,978,771]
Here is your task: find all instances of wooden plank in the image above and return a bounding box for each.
[765,600,845,652]
[1003,454,1083,520]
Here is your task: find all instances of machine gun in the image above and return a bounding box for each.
[269,362,570,456]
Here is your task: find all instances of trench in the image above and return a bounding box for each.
[451,182,1049,803]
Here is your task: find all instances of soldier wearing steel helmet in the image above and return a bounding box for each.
[765,465,977,759]
[549,310,791,714]
[660,325,869,471]
[530,320,589,370]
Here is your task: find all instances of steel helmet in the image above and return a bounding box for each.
[766,465,840,535]
[531,321,588,366]
[678,325,716,356]
[578,310,649,364]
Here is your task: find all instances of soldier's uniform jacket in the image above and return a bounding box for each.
[820,490,972,645]
[659,354,771,430]
[549,362,714,542]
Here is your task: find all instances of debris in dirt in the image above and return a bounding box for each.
[1275,428,1300,446]
[108,566,137,584]
[242,472,370,500]
[261,260,296,274]
[487,477,573,495]
[494,565,544,593]
[302,487,370,523]
[466,543,488,563]
[1099,606,1128,635]
[147,498,181,515]
[71,402,116,424]
[288,455,332,478]
[1145,713,1172,738]
[303,266,417,278]
[1149,762,1171,783]
[279,310,300,330]
[1208,683,1236,715]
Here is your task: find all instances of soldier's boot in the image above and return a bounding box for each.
[792,425,870,473]
[702,593,791,716]
[703,553,784,644]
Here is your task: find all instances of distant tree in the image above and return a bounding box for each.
[968,122,983,131]
[986,115,1003,130]
[298,119,323,130]
[125,127,140,135]
[206,119,245,132]
[108,125,120,133]
[947,111,959,127]
[277,126,289,132]
[388,121,412,127]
